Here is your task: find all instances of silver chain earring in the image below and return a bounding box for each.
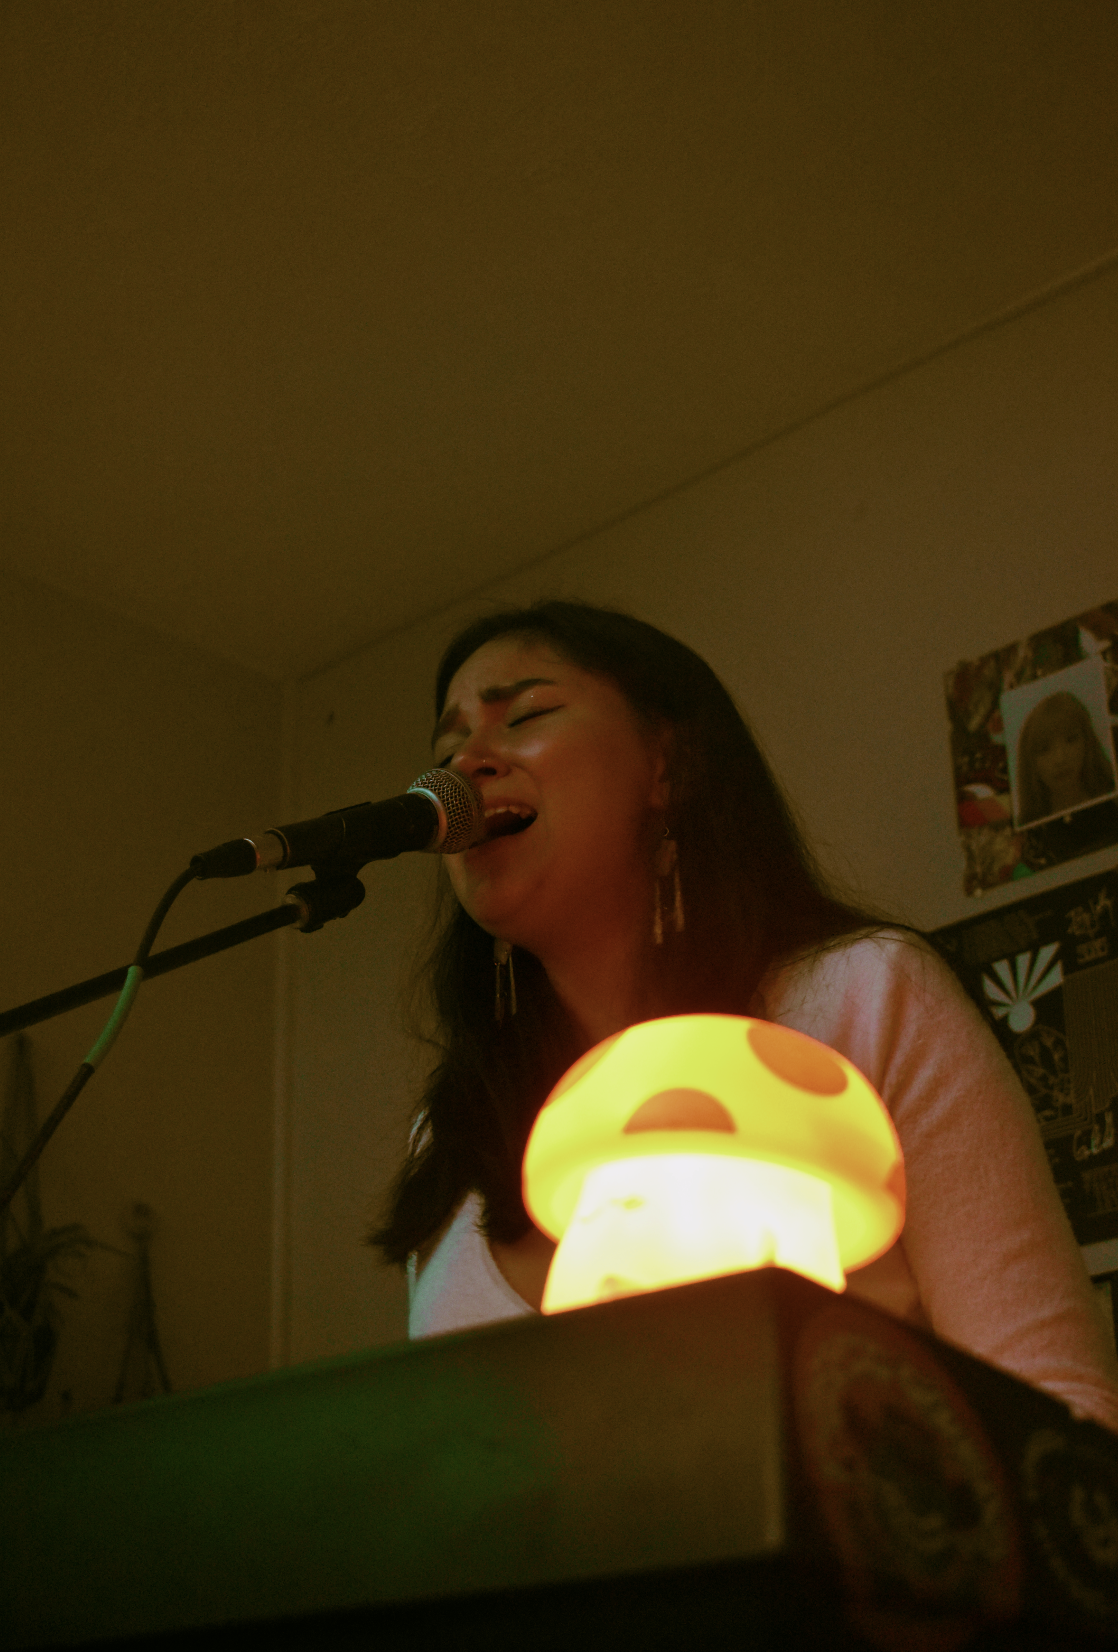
[494,937,517,1024]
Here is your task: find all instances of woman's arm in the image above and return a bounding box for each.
[766,930,1118,1431]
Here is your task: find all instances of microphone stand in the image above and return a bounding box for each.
[0,906,297,1041]
[0,871,365,1215]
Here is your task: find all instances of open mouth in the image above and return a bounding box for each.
[483,806,537,842]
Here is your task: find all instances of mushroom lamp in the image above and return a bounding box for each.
[522,1014,904,1314]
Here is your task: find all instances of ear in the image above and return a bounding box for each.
[647,728,672,812]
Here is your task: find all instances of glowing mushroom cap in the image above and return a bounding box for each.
[523,1014,904,1273]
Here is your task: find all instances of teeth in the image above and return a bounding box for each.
[484,805,534,818]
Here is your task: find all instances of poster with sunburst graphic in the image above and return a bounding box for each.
[931,866,1118,1252]
[945,602,1118,896]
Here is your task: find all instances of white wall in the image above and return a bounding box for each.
[0,573,281,1419]
[282,264,1118,1361]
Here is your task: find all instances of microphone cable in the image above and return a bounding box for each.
[0,766,484,1218]
[0,866,198,1220]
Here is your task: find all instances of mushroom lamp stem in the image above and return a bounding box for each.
[522,1015,905,1315]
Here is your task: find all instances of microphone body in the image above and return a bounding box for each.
[191,769,483,879]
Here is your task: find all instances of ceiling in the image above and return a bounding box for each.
[2,0,1117,681]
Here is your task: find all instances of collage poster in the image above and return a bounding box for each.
[944,600,1118,896]
[931,864,1118,1253]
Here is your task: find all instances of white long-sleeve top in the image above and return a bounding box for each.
[408,930,1118,1432]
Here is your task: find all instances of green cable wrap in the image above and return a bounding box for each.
[85,964,144,1070]
[0,867,198,1223]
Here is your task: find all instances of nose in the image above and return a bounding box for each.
[449,725,511,783]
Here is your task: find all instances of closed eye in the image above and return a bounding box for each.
[510,706,561,727]
[433,703,562,763]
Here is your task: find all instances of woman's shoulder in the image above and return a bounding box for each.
[758,924,968,1063]
[763,924,943,1005]
[757,920,1024,1134]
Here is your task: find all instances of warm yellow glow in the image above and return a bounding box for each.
[523,1014,904,1313]
[540,1153,844,1312]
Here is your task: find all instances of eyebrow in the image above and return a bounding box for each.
[432,677,558,747]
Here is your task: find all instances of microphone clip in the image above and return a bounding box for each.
[283,871,366,933]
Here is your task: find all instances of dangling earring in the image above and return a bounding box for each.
[494,937,517,1024]
[653,828,685,945]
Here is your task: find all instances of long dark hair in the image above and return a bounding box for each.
[370,600,896,1264]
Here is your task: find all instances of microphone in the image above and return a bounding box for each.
[190,768,484,879]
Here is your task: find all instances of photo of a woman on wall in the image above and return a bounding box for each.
[1014,690,1117,827]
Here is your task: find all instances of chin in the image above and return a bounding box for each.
[454,881,524,936]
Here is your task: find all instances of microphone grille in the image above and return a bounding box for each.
[408,768,484,854]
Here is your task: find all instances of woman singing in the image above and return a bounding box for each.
[372,601,1118,1431]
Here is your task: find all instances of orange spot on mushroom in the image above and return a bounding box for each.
[746,1021,848,1096]
[623,1088,737,1133]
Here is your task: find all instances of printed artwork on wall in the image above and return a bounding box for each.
[930,866,1118,1250]
[945,601,1118,895]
